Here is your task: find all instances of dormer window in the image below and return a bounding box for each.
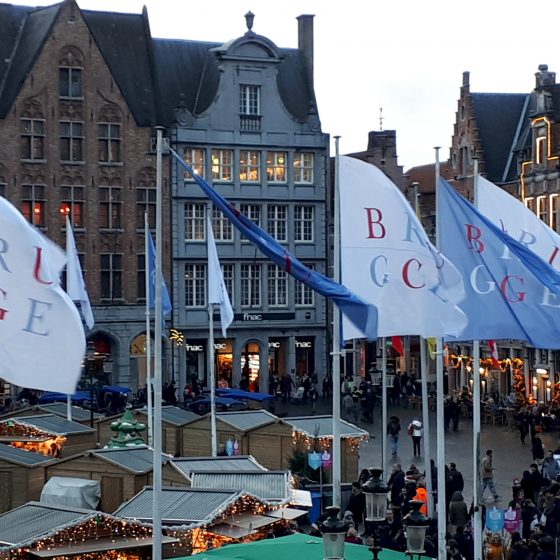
[535,126,547,164]
[239,85,260,130]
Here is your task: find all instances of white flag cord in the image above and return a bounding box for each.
[145,212,153,447]
[420,338,433,517]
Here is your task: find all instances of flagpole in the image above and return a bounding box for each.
[145,212,153,447]
[434,146,446,560]
[472,158,483,560]
[420,337,433,517]
[152,126,164,560]
[332,136,342,509]
[381,337,387,474]
[66,394,72,421]
[207,207,218,457]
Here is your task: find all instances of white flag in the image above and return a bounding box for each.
[477,175,560,269]
[207,215,234,337]
[339,156,466,339]
[0,197,85,392]
[66,216,94,329]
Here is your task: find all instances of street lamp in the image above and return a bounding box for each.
[85,341,98,427]
[362,467,389,523]
[320,506,347,560]
[403,499,429,559]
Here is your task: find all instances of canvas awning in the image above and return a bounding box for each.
[266,507,307,520]
[207,512,277,539]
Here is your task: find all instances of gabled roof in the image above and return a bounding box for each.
[16,414,95,435]
[114,486,241,524]
[0,443,52,467]
[88,445,170,474]
[282,415,369,438]
[190,470,290,501]
[0,404,103,423]
[171,455,267,479]
[138,406,198,427]
[471,92,529,183]
[214,410,278,432]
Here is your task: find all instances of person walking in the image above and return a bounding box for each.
[542,450,560,482]
[387,415,401,457]
[387,463,405,505]
[408,418,423,457]
[480,449,500,501]
[449,462,465,494]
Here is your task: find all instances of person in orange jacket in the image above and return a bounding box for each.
[412,481,429,515]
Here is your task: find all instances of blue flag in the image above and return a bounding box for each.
[148,232,172,318]
[170,149,378,339]
[438,178,560,347]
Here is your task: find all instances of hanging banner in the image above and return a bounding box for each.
[308,452,322,470]
[321,450,332,469]
[486,507,504,532]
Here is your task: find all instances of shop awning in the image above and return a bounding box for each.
[266,507,308,520]
[207,523,257,539]
[215,388,274,402]
[27,535,178,557]
[207,512,277,539]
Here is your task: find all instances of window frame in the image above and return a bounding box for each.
[184,263,206,308]
[59,66,83,99]
[295,262,315,307]
[21,184,46,227]
[136,186,157,229]
[239,85,260,115]
[98,122,122,164]
[212,208,233,242]
[240,203,261,242]
[59,120,84,163]
[99,186,123,230]
[59,185,85,229]
[293,152,314,184]
[221,263,235,306]
[267,264,288,307]
[267,204,288,242]
[239,150,260,183]
[100,253,123,301]
[240,263,261,308]
[266,151,287,183]
[184,148,206,179]
[294,205,314,243]
[20,118,46,161]
[211,149,234,182]
[184,202,206,242]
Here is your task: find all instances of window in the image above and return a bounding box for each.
[185,264,206,307]
[0,183,5,197]
[222,263,234,305]
[98,123,121,163]
[240,204,260,241]
[267,264,287,307]
[267,204,288,242]
[100,254,123,300]
[184,148,205,179]
[60,121,84,162]
[239,85,260,115]
[294,206,314,242]
[537,195,549,225]
[212,208,233,241]
[211,150,233,182]
[21,118,45,160]
[59,186,84,228]
[535,127,547,164]
[552,195,560,233]
[266,152,287,183]
[185,203,206,241]
[241,264,261,307]
[293,153,314,184]
[295,263,315,306]
[22,185,45,227]
[240,151,260,182]
[62,253,85,291]
[137,254,146,301]
[137,187,156,229]
[525,197,535,214]
[460,146,469,177]
[99,187,122,229]
[59,67,82,98]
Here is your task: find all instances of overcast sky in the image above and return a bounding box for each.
[14,0,560,170]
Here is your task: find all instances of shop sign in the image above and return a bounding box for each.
[269,341,281,349]
[295,341,312,349]
[224,312,296,322]
[185,343,227,352]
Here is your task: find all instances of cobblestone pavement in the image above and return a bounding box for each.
[267,396,560,506]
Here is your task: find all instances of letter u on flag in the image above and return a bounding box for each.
[338,156,466,340]
[0,197,85,393]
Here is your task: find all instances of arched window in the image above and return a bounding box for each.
[98,104,122,163]
[59,46,83,98]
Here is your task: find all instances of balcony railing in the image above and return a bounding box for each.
[240,114,261,131]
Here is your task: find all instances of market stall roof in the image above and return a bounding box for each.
[0,444,52,466]
[88,445,171,474]
[215,388,274,402]
[214,410,279,432]
[0,404,104,423]
[139,405,199,426]
[282,416,369,438]
[190,471,291,502]
[184,533,433,560]
[16,414,95,436]
[171,456,267,479]
[114,487,243,525]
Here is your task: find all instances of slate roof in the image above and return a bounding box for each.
[114,487,241,524]
[16,414,95,435]
[88,445,169,474]
[35,403,102,422]
[0,444,51,466]
[471,92,529,183]
[282,416,369,438]
[171,456,267,479]
[139,406,198,427]
[215,410,278,431]
[190,470,289,501]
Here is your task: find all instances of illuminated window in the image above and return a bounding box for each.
[535,127,547,164]
[100,254,123,300]
[294,206,314,242]
[184,148,205,179]
[267,264,287,307]
[241,264,261,307]
[22,184,45,227]
[98,123,121,163]
[537,195,549,225]
[59,186,84,228]
[99,187,122,229]
[240,204,260,241]
[295,263,315,306]
[59,67,82,98]
[184,263,206,307]
[136,187,156,229]
[20,118,45,160]
[552,195,560,233]
[266,152,287,183]
[267,204,288,242]
[294,153,314,184]
[240,150,260,182]
[211,149,233,182]
[212,208,233,241]
[60,121,84,162]
[184,203,206,241]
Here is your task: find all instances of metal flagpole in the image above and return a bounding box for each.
[381,338,387,474]
[207,206,218,457]
[332,136,342,509]
[152,126,164,560]
[472,158,483,560]
[145,212,153,447]
[420,337,433,517]
[434,147,447,560]
[66,394,72,421]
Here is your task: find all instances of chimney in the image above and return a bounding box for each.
[536,64,556,88]
[297,15,314,89]
[462,71,470,90]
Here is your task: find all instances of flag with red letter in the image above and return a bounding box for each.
[339,156,466,340]
[391,336,404,356]
[488,340,500,369]
[0,197,85,392]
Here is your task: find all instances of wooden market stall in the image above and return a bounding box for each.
[45,445,188,513]
[170,455,267,482]
[0,404,104,426]
[181,410,279,457]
